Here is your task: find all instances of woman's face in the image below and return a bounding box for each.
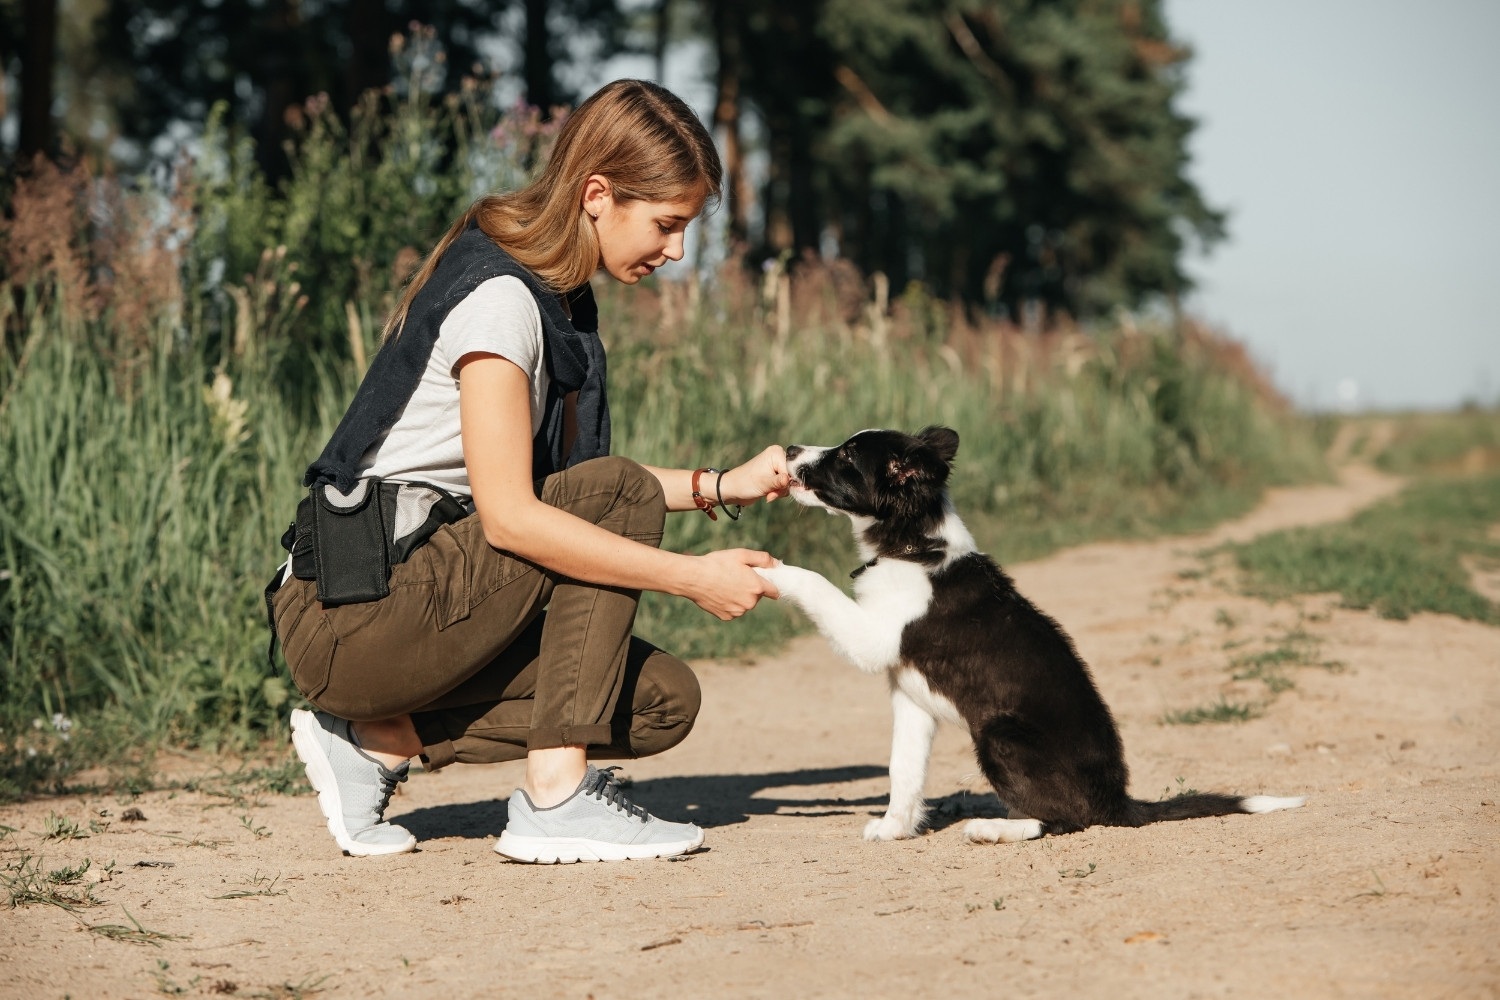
[587,182,704,284]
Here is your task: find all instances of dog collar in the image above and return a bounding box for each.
[850,547,946,579]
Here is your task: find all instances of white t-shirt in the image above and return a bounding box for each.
[358,275,548,496]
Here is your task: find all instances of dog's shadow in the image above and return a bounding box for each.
[394,765,1011,842]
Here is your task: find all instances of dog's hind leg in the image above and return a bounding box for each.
[864,688,937,841]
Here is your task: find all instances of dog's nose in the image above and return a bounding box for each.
[785,445,803,461]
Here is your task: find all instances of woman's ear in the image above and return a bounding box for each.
[581,174,613,220]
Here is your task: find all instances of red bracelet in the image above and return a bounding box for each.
[691,468,721,520]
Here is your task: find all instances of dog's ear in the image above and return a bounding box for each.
[886,456,929,487]
[918,426,959,465]
[886,427,958,490]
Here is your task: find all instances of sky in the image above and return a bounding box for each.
[1163,0,1500,412]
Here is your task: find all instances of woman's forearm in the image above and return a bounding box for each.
[458,356,778,618]
[641,448,789,513]
[480,494,694,595]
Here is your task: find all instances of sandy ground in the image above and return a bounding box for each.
[3,464,1497,1000]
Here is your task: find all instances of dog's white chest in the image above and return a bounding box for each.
[852,560,933,616]
[852,561,933,657]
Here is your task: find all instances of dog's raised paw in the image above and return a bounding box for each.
[963,817,1044,844]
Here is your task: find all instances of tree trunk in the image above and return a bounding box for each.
[712,0,749,246]
[653,0,671,83]
[788,116,817,255]
[525,0,554,109]
[19,0,57,160]
[345,1,392,110]
[252,0,300,180]
[763,111,793,254]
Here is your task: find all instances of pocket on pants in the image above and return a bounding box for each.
[272,578,312,646]
[421,522,472,630]
[283,612,336,703]
[322,598,383,640]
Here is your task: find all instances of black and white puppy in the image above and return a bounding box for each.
[757,426,1304,844]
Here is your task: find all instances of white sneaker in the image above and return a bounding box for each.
[495,765,703,863]
[290,709,417,856]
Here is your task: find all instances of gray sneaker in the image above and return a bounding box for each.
[289,708,417,857]
[495,764,704,863]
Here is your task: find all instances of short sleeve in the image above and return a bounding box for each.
[438,275,544,379]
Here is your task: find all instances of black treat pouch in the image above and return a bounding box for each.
[310,480,391,606]
[288,496,316,581]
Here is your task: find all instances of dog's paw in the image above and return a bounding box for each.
[863,815,920,842]
[963,817,1044,844]
[754,562,808,599]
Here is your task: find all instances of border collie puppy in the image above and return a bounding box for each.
[757,426,1304,844]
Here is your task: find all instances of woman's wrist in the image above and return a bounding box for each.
[654,549,702,599]
[716,466,750,507]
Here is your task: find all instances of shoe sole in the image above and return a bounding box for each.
[289,709,416,858]
[493,829,705,864]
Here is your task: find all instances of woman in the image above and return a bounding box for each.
[269,79,789,863]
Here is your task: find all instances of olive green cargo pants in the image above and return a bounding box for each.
[272,456,700,770]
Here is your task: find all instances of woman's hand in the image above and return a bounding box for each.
[686,548,781,620]
[718,445,792,506]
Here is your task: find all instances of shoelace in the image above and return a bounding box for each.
[582,766,648,821]
[373,763,410,819]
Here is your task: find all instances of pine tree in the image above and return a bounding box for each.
[721,0,1223,319]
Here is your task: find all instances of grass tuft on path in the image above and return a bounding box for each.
[1225,472,1500,625]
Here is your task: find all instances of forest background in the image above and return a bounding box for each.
[0,0,1494,798]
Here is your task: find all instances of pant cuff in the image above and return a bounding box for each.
[526,723,613,751]
[411,714,459,771]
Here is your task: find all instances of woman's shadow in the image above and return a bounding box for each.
[394,765,1007,842]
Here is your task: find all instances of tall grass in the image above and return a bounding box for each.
[0,46,1328,793]
[610,271,1327,654]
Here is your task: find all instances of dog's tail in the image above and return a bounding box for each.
[1120,793,1305,826]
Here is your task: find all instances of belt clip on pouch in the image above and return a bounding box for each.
[311,479,391,606]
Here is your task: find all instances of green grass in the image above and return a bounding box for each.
[2,854,107,911]
[1160,697,1262,726]
[1370,407,1500,476]
[83,907,185,946]
[210,872,287,899]
[1227,623,1343,696]
[1226,473,1500,624]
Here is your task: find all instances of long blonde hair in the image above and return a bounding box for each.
[382,79,723,340]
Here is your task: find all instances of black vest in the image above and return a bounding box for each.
[305,225,611,493]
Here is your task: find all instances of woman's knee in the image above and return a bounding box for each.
[597,455,664,507]
[630,651,701,757]
[573,455,666,538]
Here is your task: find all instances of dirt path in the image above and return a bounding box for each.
[4,465,1497,999]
